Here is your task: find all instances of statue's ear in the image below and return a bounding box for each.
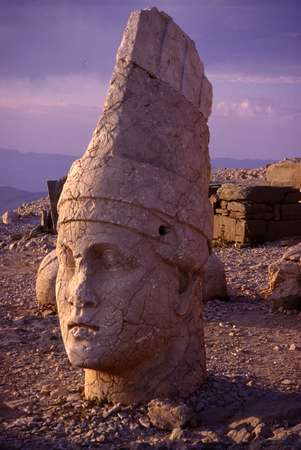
[174,271,199,316]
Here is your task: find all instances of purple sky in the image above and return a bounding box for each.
[1,0,301,159]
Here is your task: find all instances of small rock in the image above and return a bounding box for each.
[289,343,296,351]
[40,385,51,395]
[199,430,221,444]
[138,416,151,428]
[102,403,121,419]
[147,399,192,430]
[66,393,82,402]
[281,379,292,385]
[8,242,18,251]
[169,427,183,440]
[50,388,66,400]
[253,422,272,439]
[227,427,251,444]
[229,416,261,431]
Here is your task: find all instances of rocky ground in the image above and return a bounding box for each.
[211,167,267,186]
[0,170,301,449]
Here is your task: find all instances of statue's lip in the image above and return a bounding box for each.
[68,322,100,332]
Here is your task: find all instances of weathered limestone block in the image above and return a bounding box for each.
[228,202,273,216]
[56,7,212,405]
[273,204,281,221]
[266,243,301,310]
[216,208,229,216]
[213,215,267,244]
[266,159,301,189]
[267,221,301,241]
[281,204,301,220]
[36,249,58,307]
[202,253,227,302]
[213,215,237,242]
[283,189,301,203]
[243,220,267,242]
[227,201,246,214]
[217,184,290,204]
[226,202,274,220]
[229,210,273,221]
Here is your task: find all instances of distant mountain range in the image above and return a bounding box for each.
[0,186,46,215]
[211,157,275,169]
[0,148,77,193]
[0,147,276,193]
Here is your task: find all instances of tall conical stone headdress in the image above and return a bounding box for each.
[58,7,213,268]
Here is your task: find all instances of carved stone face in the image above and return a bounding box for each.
[56,221,182,375]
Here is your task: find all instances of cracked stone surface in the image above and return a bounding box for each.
[56,7,212,404]
[36,249,58,306]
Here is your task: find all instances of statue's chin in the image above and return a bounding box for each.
[66,344,104,370]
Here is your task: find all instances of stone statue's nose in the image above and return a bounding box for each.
[69,274,98,308]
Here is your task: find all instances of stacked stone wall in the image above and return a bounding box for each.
[211,184,301,244]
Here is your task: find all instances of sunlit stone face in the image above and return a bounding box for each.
[56,221,180,374]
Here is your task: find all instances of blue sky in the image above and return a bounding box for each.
[1,0,301,159]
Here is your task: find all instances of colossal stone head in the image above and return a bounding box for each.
[56,7,213,404]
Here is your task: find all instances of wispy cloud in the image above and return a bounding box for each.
[213,99,274,118]
[209,73,301,85]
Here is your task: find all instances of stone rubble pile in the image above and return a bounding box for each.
[16,197,50,217]
[212,167,267,186]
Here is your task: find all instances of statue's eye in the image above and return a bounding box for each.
[89,244,138,272]
[90,245,123,271]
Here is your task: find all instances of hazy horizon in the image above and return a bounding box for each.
[1,0,301,160]
[0,145,278,163]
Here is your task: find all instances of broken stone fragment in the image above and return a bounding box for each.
[266,158,301,189]
[36,249,58,307]
[56,7,212,404]
[147,399,192,430]
[266,243,301,311]
[1,210,18,224]
[217,184,291,204]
